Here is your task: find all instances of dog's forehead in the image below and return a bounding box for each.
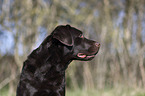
[70,27,82,36]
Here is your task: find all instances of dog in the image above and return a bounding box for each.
[16,24,100,96]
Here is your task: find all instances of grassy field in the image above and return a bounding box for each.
[66,88,145,96]
[1,87,145,96]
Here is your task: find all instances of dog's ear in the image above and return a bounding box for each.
[52,25,73,46]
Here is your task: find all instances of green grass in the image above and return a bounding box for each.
[0,87,145,96]
[66,88,145,96]
[0,86,15,96]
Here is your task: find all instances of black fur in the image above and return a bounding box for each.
[16,25,100,96]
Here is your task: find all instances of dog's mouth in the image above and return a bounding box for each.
[77,53,95,59]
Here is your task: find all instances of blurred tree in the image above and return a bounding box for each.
[0,0,145,95]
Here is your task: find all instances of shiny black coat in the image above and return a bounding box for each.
[16,25,100,96]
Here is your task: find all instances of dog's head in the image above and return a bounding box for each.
[51,24,100,61]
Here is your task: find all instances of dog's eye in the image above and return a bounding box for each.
[79,34,84,38]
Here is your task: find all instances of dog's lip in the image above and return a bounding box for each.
[77,53,86,58]
[77,53,95,58]
[86,55,95,58]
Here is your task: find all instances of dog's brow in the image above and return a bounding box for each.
[77,31,83,36]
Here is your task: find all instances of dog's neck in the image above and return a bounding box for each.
[23,39,73,96]
[43,37,73,70]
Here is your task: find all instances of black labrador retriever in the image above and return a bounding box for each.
[16,25,100,96]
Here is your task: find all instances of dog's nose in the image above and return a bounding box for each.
[95,42,100,47]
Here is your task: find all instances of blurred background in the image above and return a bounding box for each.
[0,0,145,96]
